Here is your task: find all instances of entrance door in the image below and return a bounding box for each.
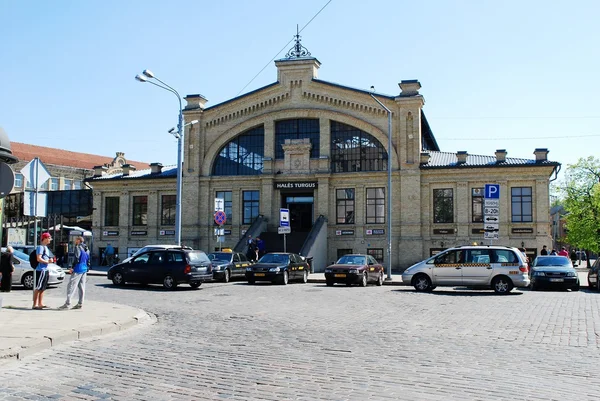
[282,194,314,232]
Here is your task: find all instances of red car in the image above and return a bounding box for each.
[324,254,384,287]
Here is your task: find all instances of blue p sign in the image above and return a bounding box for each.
[485,184,500,199]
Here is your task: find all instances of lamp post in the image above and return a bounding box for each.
[135,70,185,246]
[370,88,393,280]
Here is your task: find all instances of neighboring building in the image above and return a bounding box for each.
[550,204,567,250]
[89,38,560,271]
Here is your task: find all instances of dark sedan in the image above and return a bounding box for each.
[530,255,579,291]
[324,254,384,287]
[107,249,213,290]
[245,252,309,285]
[208,251,252,282]
[587,258,600,290]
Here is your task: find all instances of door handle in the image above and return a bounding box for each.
[455,267,462,270]
[486,267,493,270]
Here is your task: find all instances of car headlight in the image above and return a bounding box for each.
[348,269,358,274]
[566,271,577,277]
[325,268,332,273]
[213,265,224,271]
[533,271,546,276]
[246,267,253,272]
[269,267,280,272]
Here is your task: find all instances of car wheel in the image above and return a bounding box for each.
[22,272,34,290]
[111,272,124,286]
[280,271,289,285]
[189,282,201,289]
[376,271,384,286]
[493,276,513,294]
[588,278,595,290]
[596,279,600,292]
[326,279,334,287]
[359,272,368,287]
[301,270,308,284]
[530,283,538,291]
[413,274,432,292]
[223,269,231,283]
[163,275,178,290]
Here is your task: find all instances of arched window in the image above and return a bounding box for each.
[275,119,320,159]
[330,121,387,173]
[212,126,264,176]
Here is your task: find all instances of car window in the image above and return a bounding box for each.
[435,250,464,264]
[233,254,240,263]
[492,250,518,263]
[149,252,167,264]
[133,253,150,264]
[467,249,491,264]
[533,256,570,267]
[260,254,288,264]
[239,254,248,262]
[188,251,210,263]
[167,251,185,263]
[368,256,378,265]
[12,249,30,260]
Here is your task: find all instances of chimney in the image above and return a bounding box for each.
[495,149,507,163]
[420,152,430,164]
[122,164,136,176]
[533,148,549,162]
[93,165,107,177]
[150,162,163,175]
[184,94,208,110]
[456,151,468,164]
[398,80,421,97]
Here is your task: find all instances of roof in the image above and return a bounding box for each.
[89,165,177,181]
[11,142,150,170]
[421,151,560,169]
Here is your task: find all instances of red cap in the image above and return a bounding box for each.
[41,232,52,240]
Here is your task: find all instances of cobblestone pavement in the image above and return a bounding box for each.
[1,275,599,400]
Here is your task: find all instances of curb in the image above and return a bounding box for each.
[307,278,406,286]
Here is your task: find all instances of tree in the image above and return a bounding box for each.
[562,156,600,258]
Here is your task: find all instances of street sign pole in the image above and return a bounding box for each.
[283,233,287,254]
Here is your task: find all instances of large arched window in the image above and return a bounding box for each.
[275,119,320,159]
[212,126,264,176]
[330,121,387,173]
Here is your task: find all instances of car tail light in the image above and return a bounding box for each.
[184,265,191,274]
[519,264,528,273]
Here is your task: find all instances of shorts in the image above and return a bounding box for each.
[35,270,49,291]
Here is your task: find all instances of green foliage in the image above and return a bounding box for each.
[563,156,600,253]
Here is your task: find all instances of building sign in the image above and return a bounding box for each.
[223,229,231,235]
[130,230,147,236]
[366,229,385,235]
[274,182,318,190]
[433,228,455,235]
[471,228,485,234]
[159,230,175,236]
[336,230,354,236]
[511,227,533,234]
[103,230,119,236]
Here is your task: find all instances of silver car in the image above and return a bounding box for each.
[2,248,66,289]
[402,245,530,294]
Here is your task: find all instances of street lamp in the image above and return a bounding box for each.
[370,87,393,281]
[135,69,185,246]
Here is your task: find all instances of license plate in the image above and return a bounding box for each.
[549,278,564,282]
[254,273,265,277]
[334,274,346,278]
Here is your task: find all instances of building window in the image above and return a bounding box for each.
[161,195,176,225]
[64,179,73,190]
[275,119,320,159]
[472,188,483,223]
[14,173,23,188]
[367,248,384,263]
[366,188,385,224]
[25,178,33,189]
[213,126,264,176]
[337,249,353,260]
[40,179,49,190]
[433,189,454,223]
[511,187,532,222]
[331,121,387,173]
[216,191,232,223]
[73,181,82,190]
[242,191,259,224]
[104,197,119,226]
[50,178,59,191]
[336,189,355,224]
[132,196,148,226]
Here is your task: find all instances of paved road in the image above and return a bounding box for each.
[0,275,599,400]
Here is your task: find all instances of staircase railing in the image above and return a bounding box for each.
[233,214,269,253]
[299,215,328,273]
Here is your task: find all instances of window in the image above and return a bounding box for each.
[275,119,320,159]
[104,197,119,226]
[242,191,259,224]
[50,178,59,191]
[336,189,355,224]
[367,248,384,263]
[216,191,232,223]
[25,178,33,189]
[434,249,464,264]
[433,189,454,223]
[161,195,176,225]
[14,173,23,188]
[337,249,353,260]
[213,126,264,176]
[493,249,518,263]
[366,188,385,224]
[472,188,483,223]
[331,121,387,173]
[132,196,148,226]
[511,187,532,222]
[64,179,73,190]
[40,179,49,190]
[73,181,82,190]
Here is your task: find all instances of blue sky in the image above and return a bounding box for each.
[1,0,598,179]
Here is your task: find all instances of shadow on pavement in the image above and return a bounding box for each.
[94,283,203,292]
[392,288,524,296]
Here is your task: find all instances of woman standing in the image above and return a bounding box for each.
[0,245,15,292]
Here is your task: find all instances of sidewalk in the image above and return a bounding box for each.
[0,291,152,364]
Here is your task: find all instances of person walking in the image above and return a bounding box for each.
[104,243,115,266]
[33,232,52,310]
[0,245,15,292]
[58,236,89,310]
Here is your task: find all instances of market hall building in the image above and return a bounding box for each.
[89,43,560,271]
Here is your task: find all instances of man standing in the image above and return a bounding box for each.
[0,245,14,292]
[540,245,548,256]
[104,243,115,266]
[33,232,52,309]
[59,236,89,310]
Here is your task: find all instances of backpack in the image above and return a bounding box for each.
[29,247,46,269]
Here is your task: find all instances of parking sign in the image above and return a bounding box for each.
[484,184,500,199]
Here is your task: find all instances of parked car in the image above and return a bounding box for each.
[587,258,600,290]
[401,245,530,294]
[11,245,56,260]
[245,252,309,285]
[208,251,252,282]
[122,244,193,263]
[1,248,65,289]
[324,254,384,287]
[107,248,213,290]
[530,255,579,291]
